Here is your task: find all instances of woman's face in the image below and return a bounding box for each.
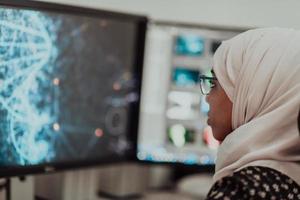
[205,72,233,142]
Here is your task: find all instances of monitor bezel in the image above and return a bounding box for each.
[0,0,147,178]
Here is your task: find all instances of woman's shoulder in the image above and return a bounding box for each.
[206,166,300,200]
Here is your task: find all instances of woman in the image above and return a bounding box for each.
[200,28,300,199]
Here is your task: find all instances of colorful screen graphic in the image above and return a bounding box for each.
[172,67,200,87]
[174,35,204,56]
[0,6,141,167]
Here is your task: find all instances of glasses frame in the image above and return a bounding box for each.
[199,75,217,95]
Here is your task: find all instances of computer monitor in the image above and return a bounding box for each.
[0,0,147,177]
[137,23,241,168]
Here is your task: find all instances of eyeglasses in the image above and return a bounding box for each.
[199,75,217,95]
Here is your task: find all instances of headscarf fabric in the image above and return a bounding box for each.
[213,28,300,184]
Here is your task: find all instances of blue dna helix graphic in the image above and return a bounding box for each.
[0,9,58,164]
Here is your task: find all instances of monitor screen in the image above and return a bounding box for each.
[0,1,147,177]
[137,24,235,168]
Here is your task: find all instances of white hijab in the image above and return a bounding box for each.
[213,28,300,184]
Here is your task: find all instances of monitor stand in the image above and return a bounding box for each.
[97,163,150,199]
[0,178,10,200]
[0,176,34,200]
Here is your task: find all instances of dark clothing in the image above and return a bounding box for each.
[206,166,300,200]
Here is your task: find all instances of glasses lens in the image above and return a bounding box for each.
[200,77,212,95]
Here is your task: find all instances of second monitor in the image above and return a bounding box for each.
[138,23,241,167]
